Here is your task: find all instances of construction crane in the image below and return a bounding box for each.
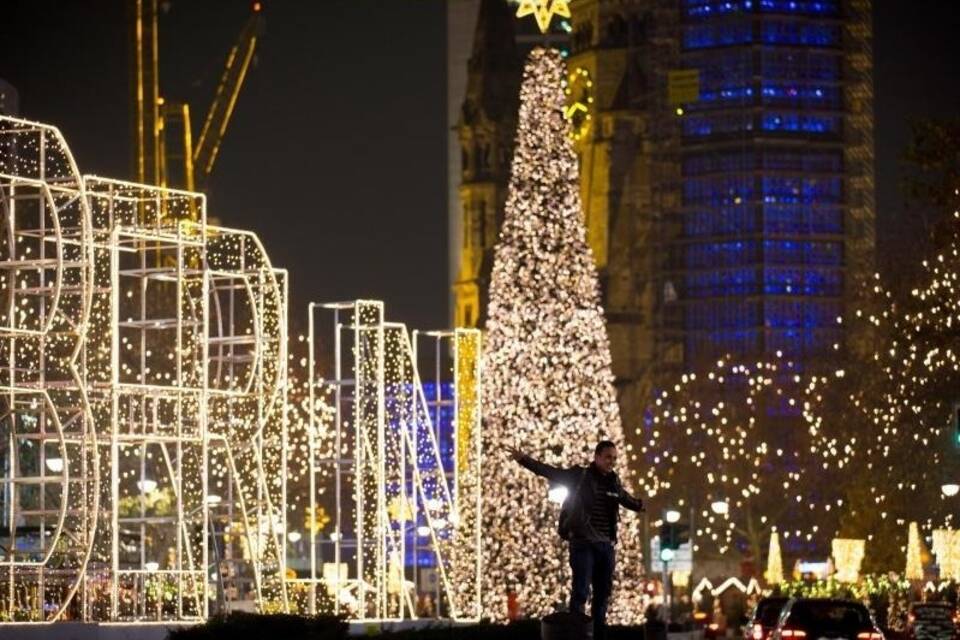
[130,0,263,200]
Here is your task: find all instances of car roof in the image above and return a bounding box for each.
[790,598,867,605]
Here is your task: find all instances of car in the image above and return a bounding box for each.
[905,602,959,640]
[771,598,883,640]
[748,597,791,640]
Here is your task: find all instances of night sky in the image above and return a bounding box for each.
[1,1,959,332]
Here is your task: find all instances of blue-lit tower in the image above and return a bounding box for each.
[675,0,875,364]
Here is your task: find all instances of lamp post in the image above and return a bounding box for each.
[942,483,959,498]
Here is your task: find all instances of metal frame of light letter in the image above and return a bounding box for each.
[0,115,97,622]
[303,301,481,622]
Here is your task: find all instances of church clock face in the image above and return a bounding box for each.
[564,67,594,142]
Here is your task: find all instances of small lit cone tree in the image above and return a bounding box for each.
[766,530,784,586]
[481,47,644,623]
[905,522,924,580]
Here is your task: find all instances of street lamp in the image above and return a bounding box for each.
[45,457,64,473]
[665,509,681,523]
[942,483,960,497]
[711,500,729,515]
[548,485,569,504]
[137,479,158,494]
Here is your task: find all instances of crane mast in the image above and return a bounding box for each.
[130,1,263,203]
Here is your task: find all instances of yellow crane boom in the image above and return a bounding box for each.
[193,3,263,190]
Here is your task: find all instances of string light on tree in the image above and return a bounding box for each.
[636,355,845,562]
[817,194,960,559]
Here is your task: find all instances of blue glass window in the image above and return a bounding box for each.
[761,51,840,81]
[764,298,842,328]
[684,0,754,18]
[761,112,840,133]
[761,150,842,172]
[762,240,843,265]
[686,240,762,268]
[685,175,754,205]
[685,300,762,329]
[762,268,842,295]
[761,176,842,204]
[757,0,840,15]
[685,206,758,236]
[684,22,753,48]
[685,329,761,358]
[762,21,839,46]
[684,112,755,136]
[763,205,843,234]
[760,83,840,108]
[685,268,760,297]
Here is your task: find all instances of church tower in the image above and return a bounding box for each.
[452,0,522,329]
[567,0,679,425]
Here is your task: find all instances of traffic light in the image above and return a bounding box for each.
[659,522,690,551]
[954,402,960,447]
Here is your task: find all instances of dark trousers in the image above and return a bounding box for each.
[569,540,615,639]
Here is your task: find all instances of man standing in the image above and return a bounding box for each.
[507,441,644,639]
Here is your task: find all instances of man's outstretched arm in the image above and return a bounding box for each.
[505,446,565,484]
[616,477,644,512]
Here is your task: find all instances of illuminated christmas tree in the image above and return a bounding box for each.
[480,47,644,623]
[766,530,784,586]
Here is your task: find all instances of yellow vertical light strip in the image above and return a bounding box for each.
[181,103,195,194]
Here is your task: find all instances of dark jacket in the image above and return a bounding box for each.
[518,455,644,543]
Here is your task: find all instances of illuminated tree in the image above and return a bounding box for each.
[637,357,845,566]
[805,195,960,570]
[481,47,643,623]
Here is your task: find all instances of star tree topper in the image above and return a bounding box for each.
[515,0,571,33]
